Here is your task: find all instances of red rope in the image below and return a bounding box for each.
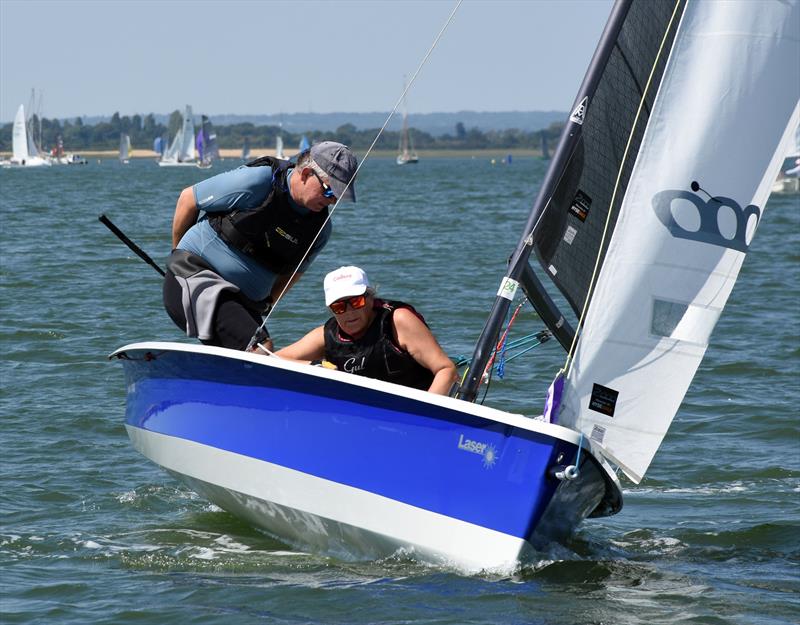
[482,301,524,381]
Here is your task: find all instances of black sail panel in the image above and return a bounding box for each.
[534,0,685,316]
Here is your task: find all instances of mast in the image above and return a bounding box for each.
[400,77,410,157]
[454,0,633,402]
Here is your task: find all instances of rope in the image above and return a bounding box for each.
[247,0,464,350]
[451,299,553,402]
[574,431,584,468]
[562,0,683,377]
[482,301,524,380]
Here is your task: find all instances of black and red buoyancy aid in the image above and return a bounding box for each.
[323,299,434,391]
[208,156,329,274]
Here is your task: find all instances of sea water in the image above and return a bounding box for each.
[1,157,798,624]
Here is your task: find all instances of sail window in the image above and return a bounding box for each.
[670,196,702,232]
[717,204,740,242]
[651,299,721,345]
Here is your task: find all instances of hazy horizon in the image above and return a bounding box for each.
[1,0,613,123]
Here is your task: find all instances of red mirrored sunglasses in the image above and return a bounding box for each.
[329,294,367,315]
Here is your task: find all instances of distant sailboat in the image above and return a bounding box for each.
[299,135,310,153]
[120,134,131,164]
[158,105,197,167]
[196,115,219,169]
[540,129,550,160]
[2,104,51,167]
[396,83,419,165]
[275,134,285,160]
[50,134,87,165]
[241,137,251,161]
[772,123,800,194]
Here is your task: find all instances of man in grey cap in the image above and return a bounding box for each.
[162,141,358,352]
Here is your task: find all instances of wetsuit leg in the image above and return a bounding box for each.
[163,267,261,350]
[162,269,187,331]
[208,292,262,350]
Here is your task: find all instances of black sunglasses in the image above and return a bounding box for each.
[311,170,336,199]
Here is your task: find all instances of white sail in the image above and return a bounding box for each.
[12,105,29,162]
[160,105,196,165]
[397,82,419,165]
[557,0,800,483]
[7,103,50,167]
[120,134,131,163]
[275,134,285,159]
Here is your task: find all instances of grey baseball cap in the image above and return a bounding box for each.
[311,141,358,202]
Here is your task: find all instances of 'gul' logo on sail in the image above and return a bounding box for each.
[652,186,761,253]
[457,434,498,468]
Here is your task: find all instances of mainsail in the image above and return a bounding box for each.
[458,0,800,484]
[120,134,131,162]
[161,105,196,164]
[12,105,28,162]
[275,134,285,160]
[9,103,50,167]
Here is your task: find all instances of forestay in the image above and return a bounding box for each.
[553,0,800,482]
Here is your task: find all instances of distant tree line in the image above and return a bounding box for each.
[0,109,564,153]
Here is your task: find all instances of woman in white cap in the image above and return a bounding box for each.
[275,266,457,395]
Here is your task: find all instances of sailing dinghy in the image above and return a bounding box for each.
[158,105,197,167]
[396,82,419,165]
[113,0,799,571]
[119,134,131,164]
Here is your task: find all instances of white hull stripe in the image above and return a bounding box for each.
[128,426,533,571]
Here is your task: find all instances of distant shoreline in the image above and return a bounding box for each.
[0,147,543,159]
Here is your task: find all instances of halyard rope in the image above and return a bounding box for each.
[248,0,464,350]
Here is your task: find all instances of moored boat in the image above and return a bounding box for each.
[3,104,51,168]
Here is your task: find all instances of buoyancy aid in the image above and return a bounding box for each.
[208,156,329,274]
[323,299,435,391]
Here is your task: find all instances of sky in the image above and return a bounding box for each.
[0,0,614,123]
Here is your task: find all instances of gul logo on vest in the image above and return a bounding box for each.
[652,185,761,253]
[457,434,498,468]
[275,226,299,245]
[343,356,366,374]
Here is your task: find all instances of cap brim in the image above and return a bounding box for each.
[329,178,356,202]
[324,283,367,306]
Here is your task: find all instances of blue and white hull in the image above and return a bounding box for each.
[114,342,621,572]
